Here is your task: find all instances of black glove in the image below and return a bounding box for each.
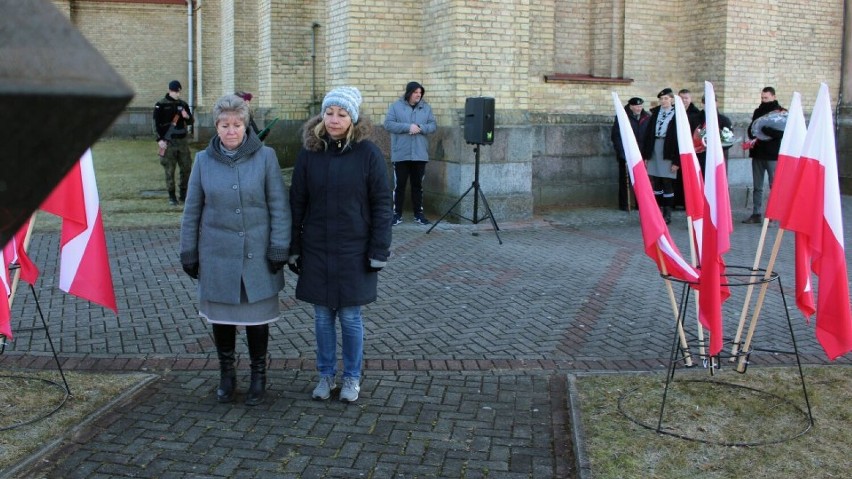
[182,262,199,279]
[288,257,302,275]
[268,260,285,274]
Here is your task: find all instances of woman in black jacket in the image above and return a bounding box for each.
[289,86,393,403]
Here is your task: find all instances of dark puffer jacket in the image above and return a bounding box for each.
[289,115,393,308]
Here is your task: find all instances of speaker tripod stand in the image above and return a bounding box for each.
[427,144,502,244]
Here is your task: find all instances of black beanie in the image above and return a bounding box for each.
[404,81,424,102]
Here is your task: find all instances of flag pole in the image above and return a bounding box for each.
[685,219,707,364]
[736,226,785,372]
[657,247,694,367]
[729,217,774,360]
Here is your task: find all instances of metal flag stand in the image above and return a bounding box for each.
[619,265,814,446]
[0,224,71,431]
[427,144,502,244]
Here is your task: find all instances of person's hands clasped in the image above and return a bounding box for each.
[268,260,286,274]
[182,262,199,279]
[408,123,421,135]
[287,255,302,275]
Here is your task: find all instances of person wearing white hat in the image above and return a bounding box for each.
[288,86,393,403]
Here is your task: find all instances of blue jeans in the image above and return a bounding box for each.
[314,305,363,379]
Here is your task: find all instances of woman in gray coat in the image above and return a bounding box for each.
[289,86,392,403]
[180,94,291,406]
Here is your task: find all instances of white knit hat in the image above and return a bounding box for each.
[321,86,363,123]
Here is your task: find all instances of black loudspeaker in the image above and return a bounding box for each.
[464,97,495,145]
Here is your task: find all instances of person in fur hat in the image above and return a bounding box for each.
[288,86,393,403]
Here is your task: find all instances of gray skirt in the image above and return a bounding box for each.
[199,292,281,326]
[646,138,676,179]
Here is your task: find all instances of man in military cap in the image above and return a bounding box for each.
[153,80,194,205]
[610,96,650,211]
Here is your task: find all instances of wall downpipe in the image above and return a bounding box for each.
[195,0,203,141]
[187,1,194,137]
[311,22,320,116]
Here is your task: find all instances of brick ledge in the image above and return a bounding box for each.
[545,73,634,85]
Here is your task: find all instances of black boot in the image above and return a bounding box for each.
[663,197,673,224]
[179,188,187,203]
[168,191,178,206]
[212,324,237,403]
[663,206,672,224]
[245,324,269,406]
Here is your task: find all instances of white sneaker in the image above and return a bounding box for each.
[339,377,360,403]
[312,375,336,400]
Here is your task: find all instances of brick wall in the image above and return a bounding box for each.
[55,0,845,118]
[48,0,848,213]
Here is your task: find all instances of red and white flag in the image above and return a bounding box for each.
[673,95,705,252]
[3,218,39,285]
[40,149,117,313]
[698,82,733,356]
[765,93,815,318]
[0,247,13,339]
[612,92,698,283]
[784,83,852,360]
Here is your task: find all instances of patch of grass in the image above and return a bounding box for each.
[575,366,851,479]
[0,371,156,471]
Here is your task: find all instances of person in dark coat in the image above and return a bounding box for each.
[610,97,651,211]
[643,88,679,224]
[693,95,734,177]
[288,86,393,403]
[180,94,291,406]
[665,89,701,209]
[742,86,785,223]
[234,90,261,137]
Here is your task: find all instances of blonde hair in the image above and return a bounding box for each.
[311,115,355,150]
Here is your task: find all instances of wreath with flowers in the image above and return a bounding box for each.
[692,125,736,153]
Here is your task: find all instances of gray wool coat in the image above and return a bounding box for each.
[180,131,291,305]
[289,115,392,309]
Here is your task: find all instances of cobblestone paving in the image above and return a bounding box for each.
[2,201,849,478]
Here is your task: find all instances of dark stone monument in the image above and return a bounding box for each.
[0,0,134,245]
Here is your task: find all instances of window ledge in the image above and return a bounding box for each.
[544,74,633,85]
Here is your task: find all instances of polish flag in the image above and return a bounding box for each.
[673,95,705,252]
[612,92,698,283]
[40,149,117,313]
[0,247,13,339]
[784,83,852,360]
[2,218,39,285]
[764,93,815,318]
[698,82,733,356]
[1,219,39,340]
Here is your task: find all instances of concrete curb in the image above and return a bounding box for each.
[566,374,592,479]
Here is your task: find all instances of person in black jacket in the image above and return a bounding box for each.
[643,88,679,224]
[610,97,651,211]
[742,86,785,224]
[234,90,261,137]
[288,86,392,403]
[153,80,194,205]
[693,95,734,177]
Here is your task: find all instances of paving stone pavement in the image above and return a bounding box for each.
[1,200,850,478]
